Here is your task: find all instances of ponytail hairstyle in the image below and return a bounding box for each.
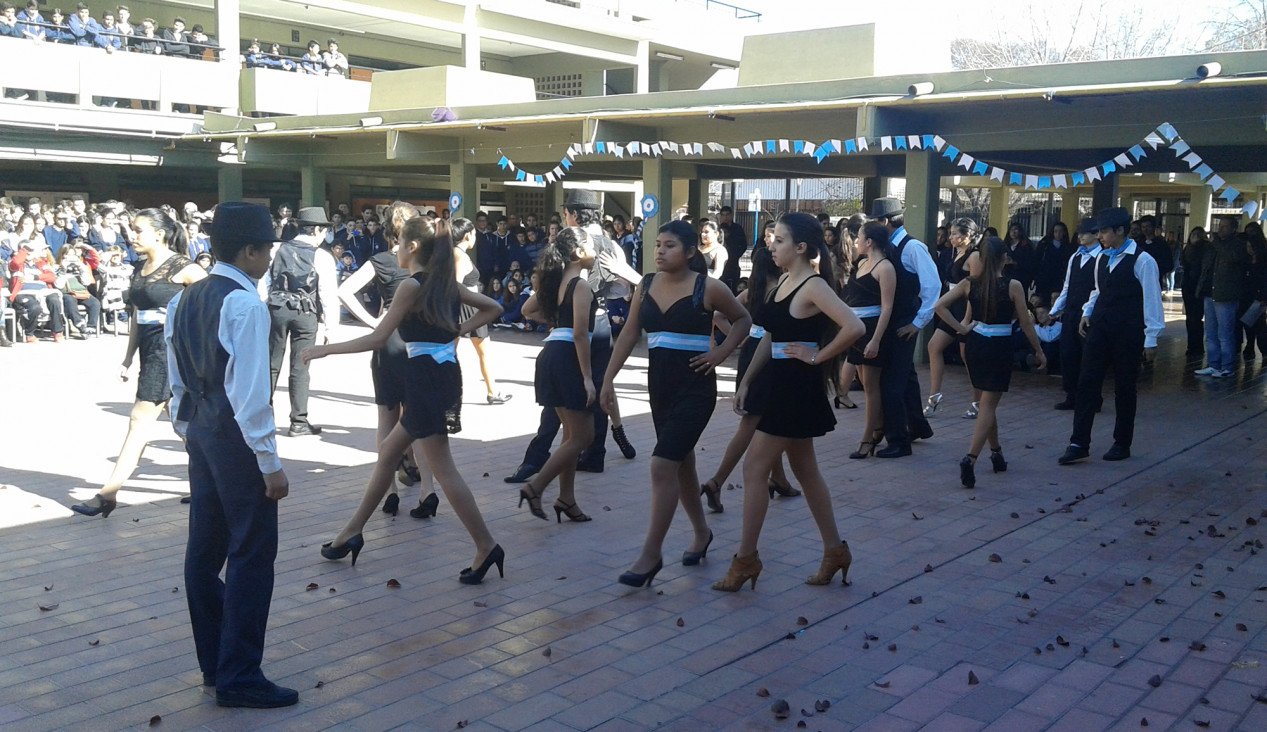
[949,216,982,250]
[536,226,588,325]
[658,219,706,274]
[135,207,189,256]
[860,221,895,262]
[970,236,1006,322]
[448,217,475,248]
[746,245,780,323]
[778,212,825,264]
[383,200,419,242]
[401,216,460,333]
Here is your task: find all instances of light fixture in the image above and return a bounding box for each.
[908,81,934,96]
[1197,62,1222,79]
[359,116,383,127]
[710,62,735,70]
[655,51,684,61]
[252,121,277,132]
[708,112,735,122]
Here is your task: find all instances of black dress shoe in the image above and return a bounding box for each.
[576,459,604,473]
[287,423,322,437]
[1058,445,1089,465]
[1053,399,1075,410]
[1102,443,1131,461]
[216,681,298,708]
[912,424,934,441]
[202,673,216,687]
[503,463,540,484]
[875,444,912,459]
[180,496,191,504]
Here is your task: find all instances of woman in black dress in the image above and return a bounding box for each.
[517,227,598,523]
[303,218,505,583]
[842,222,896,458]
[602,221,750,587]
[72,209,205,517]
[336,201,438,519]
[924,217,981,417]
[453,218,512,405]
[714,213,864,592]
[935,237,1046,489]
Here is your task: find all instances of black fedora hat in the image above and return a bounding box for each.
[295,206,333,227]
[564,189,601,210]
[1076,216,1099,235]
[870,197,904,219]
[209,202,284,245]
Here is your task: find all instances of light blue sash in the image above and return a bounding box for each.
[771,341,817,359]
[405,340,457,363]
[647,331,711,352]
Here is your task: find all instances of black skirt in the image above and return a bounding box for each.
[965,331,1013,392]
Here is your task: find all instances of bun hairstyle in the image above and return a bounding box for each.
[778,212,836,292]
[747,245,780,323]
[135,207,189,256]
[949,217,982,248]
[970,236,1007,322]
[860,221,896,261]
[448,216,475,247]
[658,220,707,274]
[401,216,460,333]
[536,226,588,325]
[383,200,419,241]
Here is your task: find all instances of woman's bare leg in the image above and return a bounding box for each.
[98,399,167,499]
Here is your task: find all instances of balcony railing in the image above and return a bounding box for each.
[542,0,761,22]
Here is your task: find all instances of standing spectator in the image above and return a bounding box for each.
[1180,227,1210,356]
[274,203,297,241]
[1050,217,1102,410]
[244,38,268,67]
[45,7,74,43]
[189,23,214,59]
[1241,222,1267,361]
[349,217,387,264]
[114,4,132,38]
[300,40,325,75]
[1003,222,1037,293]
[132,17,162,53]
[1134,215,1173,291]
[186,221,210,259]
[97,8,122,51]
[717,205,747,292]
[1034,221,1074,305]
[267,42,295,70]
[68,3,105,47]
[159,16,190,57]
[479,216,511,288]
[0,3,24,39]
[1195,217,1248,377]
[322,38,348,78]
[17,1,44,41]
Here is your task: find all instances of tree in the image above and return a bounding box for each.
[1204,0,1267,51]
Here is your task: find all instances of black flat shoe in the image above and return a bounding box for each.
[321,534,365,566]
[682,531,713,566]
[180,496,191,504]
[576,459,604,473]
[459,544,505,585]
[960,455,977,489]
[71,494,117,518]
[768,478,802,498]
[1102,443,1131,461]
[216,681,298,709]
[1058,445,1089,465]
[875,444,912,459]
[504,462,540,484]
[700,479,723,513]
[1053,399,1075,410]
[382,493,399,516]
[612,425,637,459]
[990,448,1007,473]
[618,558,663,588]
[410,492,439,519]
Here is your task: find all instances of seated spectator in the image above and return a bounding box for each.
[337,249,357,282]
[11,214,46,254]
[17,1,44,41]
[185,221,209,258]
[98,244,130,318]
[499,277,529,327]
[300,40,325,75]
[267,42,296,71]
[194,251,213,271]
[132,17,163,54]
[506,230,531,272]
[68,3,104,47]
[0,4,23,38]
[8,241,67,342]
[323,38,349,78]
[56,242,100,336]
[522,226,544,268]
[159,16,190,57]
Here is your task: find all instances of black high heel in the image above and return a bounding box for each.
[71,494,117,518]
[410,492,439,519]
[518,486,547,520]
[990,448,1008,473]
[960,455,977,489]
[768,478,802,498]
[682,531,713,566]
[612,425,637,459]
[321,534,365,566]
[382,493,400,516]
[849,441,876,460]
[459,544,505,585]
[834,394,857,409]
[700,479,724,513]
[618,558,663,588]
[553,500,592,523]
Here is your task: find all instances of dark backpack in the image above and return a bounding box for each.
[268,240,319,314]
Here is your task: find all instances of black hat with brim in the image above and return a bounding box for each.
[565,189,601,210]
[1076,217,1099,235]
[870,197,904,219]
[1096,207,1131,231]
[210,202,284,245]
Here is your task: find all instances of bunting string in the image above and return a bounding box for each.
[493,122,1263,222]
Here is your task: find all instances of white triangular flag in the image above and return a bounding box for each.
[613,144,625,158]
[880,136,893,151]
[707,142,723,153]
[666,142,679,154]
[907,135,921,149]
[553,166,563,177]
[779,139,790,153]
[1085,166,1101,182]
[989,167,1004,182]
[1024,175,1038,190]
[650,144,662,156]
[830,139,842,153]
[695,143,705,155]
[545,172,556,184]
[804,142,817,156]
[932,135,946,151]
[1144,133,1164,149]
[628,141,641,155]
[856,137,868,151]
[1183,152,1202,168]
[1114,153,1131,168]
[730,148,742,159]
[583,142,594,155]
[1208,174,1225,191]
[958,153,974,171]
[1054,174,1068,189]
[507,160,516,172]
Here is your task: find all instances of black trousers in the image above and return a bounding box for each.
[1070,324,1143,449]
[1182,288,1204,354]
[523,315,612,467]
[1058,317,1084,400]
[13,291,64,334]
[185,417,277,690]
[878,330,929,448]
[268,306,318,427]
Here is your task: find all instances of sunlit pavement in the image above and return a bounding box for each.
[1,308,1265,731]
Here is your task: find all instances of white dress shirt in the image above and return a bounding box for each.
[166,262,281,474]
[892,226,942,329]
[1050,244,1101,318]
[1081,241,1165,348]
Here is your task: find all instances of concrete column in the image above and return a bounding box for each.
[1190,186,1212,232]
[1091,176,1119,213]
[300,165,326,209]
[214,0,241,115]
[462,3,481,70]
[635,40,650,95]
[544,182,564,220]
[218,166,243,202]
[903,151,939,247]
[642,157,674,269]
[1121,195,1136,218]
[1059,190,1080,226]
[861,176,882,213]
[686,178,707,220]
[327,177,351,211]
[448,161,480,218]
[989,186,1010,236]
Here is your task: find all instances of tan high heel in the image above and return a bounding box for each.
[711,552,763,592]
[805,541,852,585]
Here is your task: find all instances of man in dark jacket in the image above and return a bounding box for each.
[1194,217,1248,377]
[1134,216,1173,291]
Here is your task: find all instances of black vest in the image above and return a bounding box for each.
[268,240,319,314]
[892,233,920,328]
[1090,248,1144,333]
[170,274,247,434]
[1061,252,1099,326]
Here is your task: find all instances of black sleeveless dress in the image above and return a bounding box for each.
[640,273,717,461]
[964,277,1017,393]
[843,264,889,367]
[129,254,191,403]
[398,273,464,439]
[757,275,836,439]
[935,248,975,338]
[536,277,597,410]
[368,251,410,407]
[735,304,772,417]
[458,251,489,339]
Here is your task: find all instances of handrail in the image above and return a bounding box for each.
[10,19,225,52]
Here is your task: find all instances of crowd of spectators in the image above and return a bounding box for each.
[0,2,217,58]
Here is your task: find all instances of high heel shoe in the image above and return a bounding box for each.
[459,544,505,585]
[381,493,399,516]
[518,485,547,520]
[617,557,663,588]
[805,541,852,585]
[682,531,713,566]
[553,500,592,523]
[834,395,857,409]
[712,553,763,592]
[321,534,365,566]
[960,454,977,489]
[923,392,943,417]
[700,479,724,513]
[768,478,802,498]
[963,401,979,419]
[612,425,637,460]
[849,441,876,459]
[990,448,1007,473]
[71,494,117,518]
[410,492,439,519]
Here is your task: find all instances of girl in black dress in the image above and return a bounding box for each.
[935,237,1046,489]
[336,201,438,519]
[714,213,864,592]
[72,209,205,517]
[601,221,750,587]
[517,227,598,523]
[842,222,896,459]
[925,217,981,418]
[303,218,505,583]
[453,218,512,405]
[833,214,867,410]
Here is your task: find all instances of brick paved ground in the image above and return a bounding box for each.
[1,311,1265,731]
